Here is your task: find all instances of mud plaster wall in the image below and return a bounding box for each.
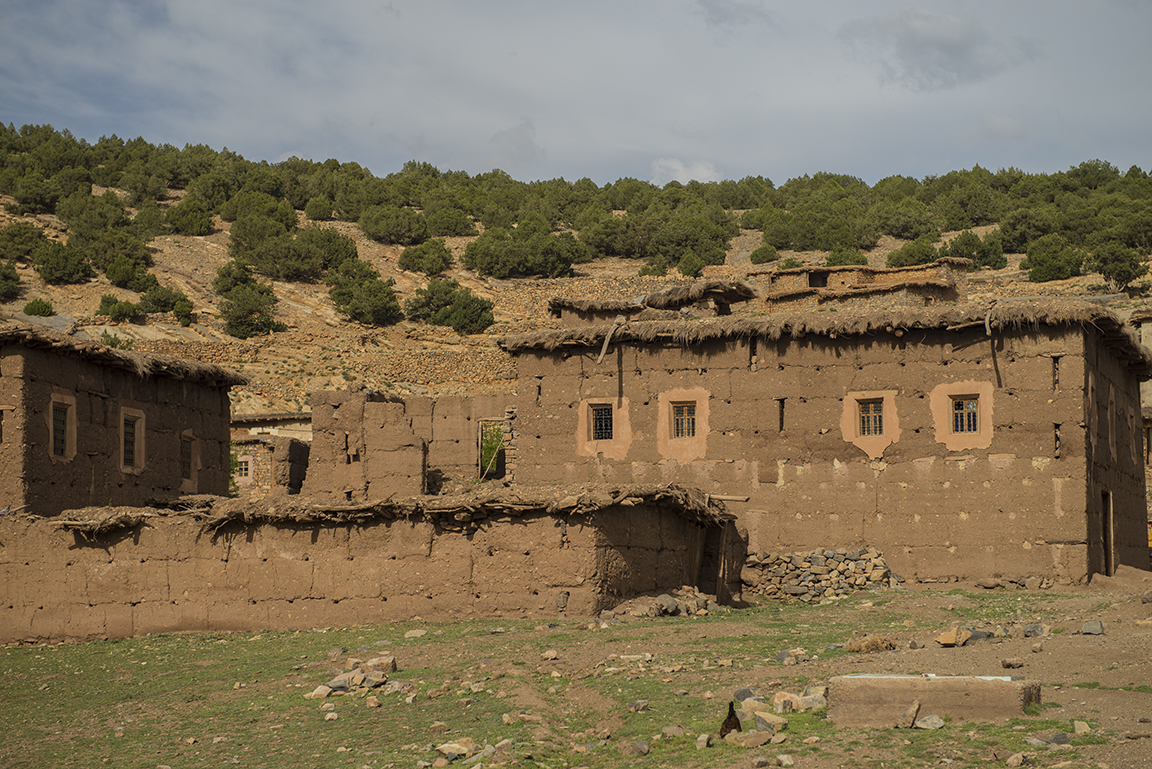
[1083,332,1148,574]
[0,506,735,643]
[0,346,232,516]
[303,390,515,501]
[512,326,1150,584]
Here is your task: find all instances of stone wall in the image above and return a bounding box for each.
[510,325,1150,584]
[0,501,739,644]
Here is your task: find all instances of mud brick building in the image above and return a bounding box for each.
[500,299,1152,584]
[0,322,246,515]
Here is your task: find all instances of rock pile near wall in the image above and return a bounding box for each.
[741,547,901,602]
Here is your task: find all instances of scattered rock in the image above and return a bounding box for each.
[1001,658,1024,669]
[751,757,771,768]
[429,721,449,735]
[627,700,649,712]
[1073,721,1091,735]
[895,700,921,729]
[695,733,711,750]
[777,754,795,767]
[618,739,649,756]
[1080,620,1104,635]
[728,731,774,748]
[305,684,332,700]
[1047,732,1071,745]
[935,627,972,647]
[844,636,897,653]
[324,712,338,721]
[914,714,945,730]
[404,629,427,639]
[976,577,1003,589]
[1031,642,1043,653]
[541,649,559,660]
[661,725,686,738]
[1005,752,1028,767]
[1023,623,1049,638]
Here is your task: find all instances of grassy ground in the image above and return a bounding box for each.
[1,588,1146,768]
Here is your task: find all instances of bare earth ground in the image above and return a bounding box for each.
[3,573,1151,769]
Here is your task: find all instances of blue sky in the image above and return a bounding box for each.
[1,1,1148,186]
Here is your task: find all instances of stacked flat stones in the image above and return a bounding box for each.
[741,547,900,602]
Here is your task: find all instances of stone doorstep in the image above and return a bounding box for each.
[827,674,1041,728]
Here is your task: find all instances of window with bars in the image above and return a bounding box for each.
[858,399,883,437]
[52,403,69,457]
[590,404,613,441]
[122,415,139,468]
[237,459,250,478]
[672,402,696,438]
[180,436,194,480]
[952,396,979,433]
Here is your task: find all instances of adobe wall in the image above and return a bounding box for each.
[512,326,1150,584]
[0,504,737,644]
[302,389,515,500]
[234,437,310,498]
[1083,332,1149,573]
[1,345,232,516]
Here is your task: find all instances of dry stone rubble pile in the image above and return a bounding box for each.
[741,547,901,601]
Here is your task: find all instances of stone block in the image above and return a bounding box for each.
[828,674,1040,727]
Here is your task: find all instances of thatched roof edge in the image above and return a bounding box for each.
[766,278,955,302]
[746,257,972,279]
[499,299,1152,378]
[548,280,757,314]
[231,411,313,424]
[47,483,730,535]
[0,321,248,386]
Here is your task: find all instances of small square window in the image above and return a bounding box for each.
[590,404,613,441]
[858,399,883,437]
[672,402,696,438]
[952,396,979,433]
[237,459,250,478]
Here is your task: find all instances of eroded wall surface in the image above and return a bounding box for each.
[512,326,1150,583]
[2,346,232,516]
[303,390,515,500]
[0,505,733,643]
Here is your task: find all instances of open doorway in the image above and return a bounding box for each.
[1100,490,1115,577]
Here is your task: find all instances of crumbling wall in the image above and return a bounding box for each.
[4,345,232,515]
[0,502,735,643]
[512,325,1147,583]
[303,389,515,499]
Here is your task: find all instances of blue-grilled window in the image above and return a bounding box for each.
[952,397,979,433]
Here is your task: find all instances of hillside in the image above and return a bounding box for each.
[0,191,1147,417]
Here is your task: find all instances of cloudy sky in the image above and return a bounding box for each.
[1,1,1148,186]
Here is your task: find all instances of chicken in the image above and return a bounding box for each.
[719,700,742,737]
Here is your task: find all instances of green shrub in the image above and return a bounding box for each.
[886,234,942,268]
[825,246,868,266]
[0,221,50,262]
[22,297,54,316]
[778,257,803,269]
[219,283,282,338]
[359,205,429,245]
[138,285,190,314]
[165,198,214,235]
[427,207,478,237]
[0,261,20,299]
[105,255,159,292]
[331,276,402,326]
[677,249,708,278]
[1021,234,1083,282]
[404,277,494,335]
[99,330,134,350]
[304,195,333,221]
[1087,242,1147,291]
[98,293,142,321]
[398,239,452,276]
[172,299,194,326]
[32,241,94,284]
[749,244,778,264]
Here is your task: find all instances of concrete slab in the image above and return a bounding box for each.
[828,674,1040,728]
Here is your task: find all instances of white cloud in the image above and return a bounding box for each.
[650,158,721,186]
[840,8,1040,91]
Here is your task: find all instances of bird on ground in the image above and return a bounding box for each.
[719,700,741,737]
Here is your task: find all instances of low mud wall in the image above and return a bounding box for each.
[0,489,741,644]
